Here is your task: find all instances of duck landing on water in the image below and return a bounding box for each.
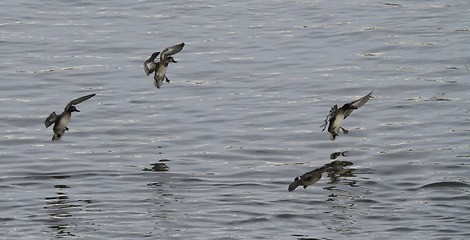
[320,90,374,140]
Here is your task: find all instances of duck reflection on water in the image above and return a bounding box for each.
[288,160,354,192]
[330,151,348,160]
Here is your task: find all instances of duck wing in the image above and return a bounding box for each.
[44,111,58,128]
[148,51,160,61]
[144,52,160,76]
[344,90,373,119]
[321,104,338,131]
[144,61,156,76]
[160,42,185,61]
[64,93,96,111]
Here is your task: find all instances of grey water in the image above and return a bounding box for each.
[1,0,470,239]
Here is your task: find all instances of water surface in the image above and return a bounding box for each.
[1,0,469,239]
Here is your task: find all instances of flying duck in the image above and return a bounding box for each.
[45,93,95,141]
[143,42,185,88]
[321,90,373,140]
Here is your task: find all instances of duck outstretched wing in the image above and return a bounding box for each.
[160,42,185,61]
[344,90,373,119]
[64,93,96,111]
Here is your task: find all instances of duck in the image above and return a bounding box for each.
[143,43,185,88]
[321,90,373,140]
[45,93,95,141]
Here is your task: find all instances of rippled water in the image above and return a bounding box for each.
[1,0,470,239]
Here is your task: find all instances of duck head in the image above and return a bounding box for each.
[341,103,354,110]
[166,56,177,63]
[68,106,80,112]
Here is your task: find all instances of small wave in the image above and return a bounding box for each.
[420,181,470,189]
